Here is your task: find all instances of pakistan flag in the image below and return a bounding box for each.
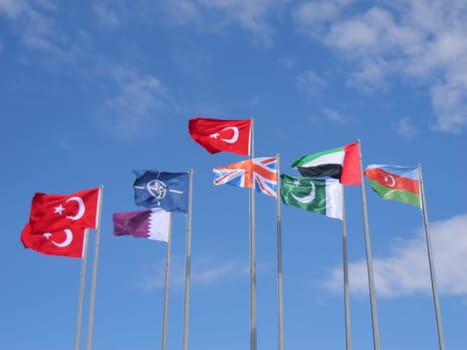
[280,174,343,220]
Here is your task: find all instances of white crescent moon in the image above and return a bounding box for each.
[291,181,316,204]
[385,175,396,187]
[220,126,239,144]
[66,196,85,220]
[43,229,73,248]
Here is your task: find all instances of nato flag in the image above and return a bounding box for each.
[133,170,189,213]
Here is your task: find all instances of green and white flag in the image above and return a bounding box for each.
[280,174,343,220]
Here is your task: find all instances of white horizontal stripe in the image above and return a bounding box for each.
[303,150,345,167]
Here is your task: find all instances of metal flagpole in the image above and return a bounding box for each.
[418,163,446,350]
[275,154,284,350]
[161,215,173,350]
[357,140,381,350]
[249,118,257,350]
[74,229,90,350]
[182,169,194,350]
[341,189,352,350]
[86,185,104,350]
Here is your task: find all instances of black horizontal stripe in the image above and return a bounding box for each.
[297,164,342,179]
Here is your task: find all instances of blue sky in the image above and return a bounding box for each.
[1,0,467,349]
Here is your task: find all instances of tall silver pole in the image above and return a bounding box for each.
[182,169,194,350]
[418,163,446,350]
[161,216,173,350]
[74,229,89,350]
[249,118,257,350]
[275,154,284,350]
[86,185,104,350]
[341,189,352,350]
[357,140,381,350]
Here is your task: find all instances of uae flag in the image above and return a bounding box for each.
[291,142,361,185]
[280,174,343,220]
[364,164,421,208]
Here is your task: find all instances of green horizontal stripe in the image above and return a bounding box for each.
[368,179,421,208]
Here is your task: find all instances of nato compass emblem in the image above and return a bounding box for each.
[134,178,184,206]
[133,170,189,212]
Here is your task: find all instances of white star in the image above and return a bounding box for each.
[209,132,220,139]
[293,179,301,187]
[55,204,65,215]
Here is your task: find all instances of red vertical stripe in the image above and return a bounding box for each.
[341,142,362,185]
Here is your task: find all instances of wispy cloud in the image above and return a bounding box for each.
[296,70,328,97]
[277,56,295,71]
[322,107,347,124]
[0,0,26,18]
[97,66,171,139]
[1,0,88,68]
[292,0,467,134]
[161,0,289,45]
[320,214,467,298]
[393,117,419,139]
[138,258,249,291]
[93,1,121,27]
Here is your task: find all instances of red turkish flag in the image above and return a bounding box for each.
[29,188,100,233]
[21,224,86,258]
[188,117,251,155]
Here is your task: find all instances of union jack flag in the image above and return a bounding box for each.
[213,156,278,198]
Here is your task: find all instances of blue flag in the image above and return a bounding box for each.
[133,170,189,213]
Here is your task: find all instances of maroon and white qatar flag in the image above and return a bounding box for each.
[113,208,171,243]
[188,117,251,156]
[28,187,100,233]
[21,224,86,258]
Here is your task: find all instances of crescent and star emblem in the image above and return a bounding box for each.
[43,229,74,248]
[291,180,316,204]
[54,196,86,220]
[384,175,396,187]
[209,126,239,144]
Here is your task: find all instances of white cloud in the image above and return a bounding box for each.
[93,2,120,27]
[346,60,390,92]
[293,1,340,29]
[322,107,347,124]
[393,117,419,139]
[161,0,201,25]
[99,67,170,139]
[430,83,467,134]
[1,0,88,67]
[192,260,250,285]
[0,0,26,18]
[296,70,328,96]
[321,214,467,298]
[277,56,295,71]
[292,0,467,134]
[162,0,289,45]
[138,258,249,291]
